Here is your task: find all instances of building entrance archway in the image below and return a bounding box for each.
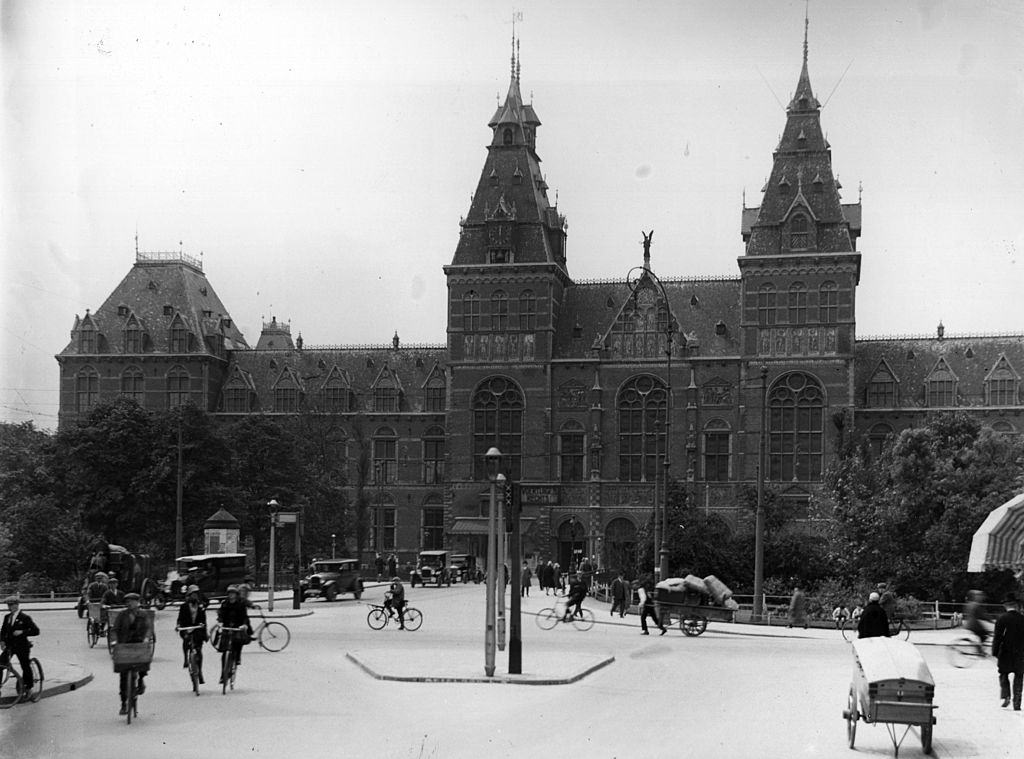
[556,518,586,572]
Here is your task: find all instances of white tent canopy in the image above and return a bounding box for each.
[967,493,1024,572]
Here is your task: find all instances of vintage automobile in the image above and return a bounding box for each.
[410,550,451,587]
[299,558,364,602]
[449,554,482,584]
[163,553,249,605]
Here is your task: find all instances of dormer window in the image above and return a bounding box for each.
[489,249,510,264]
[789,214,811,250]
[503,128,513,145]
[79,320,97,353]
[124,320,143,353]
[169,316,188,353]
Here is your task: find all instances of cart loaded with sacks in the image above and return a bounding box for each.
[653,575,739,636]
[843,637,937,756]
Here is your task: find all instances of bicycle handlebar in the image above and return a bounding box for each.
[176,625,204,632]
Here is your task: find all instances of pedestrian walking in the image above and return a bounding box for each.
[857,592,890,639]
[1,596,40,699]
[636,575,666,635]
[553,563,563,595]
[611,571,629,618]
[520,562,532,597]
[788,585,808,629]
[992,592,1024,710]
[387,554,397,578]
[374,553,384,581]
[579,555,595,592]
[542,561,554,596]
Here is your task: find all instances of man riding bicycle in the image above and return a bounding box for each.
[216,585,251,672]
[176,585,207,684]
[963,589,991,650]
[110,592,152,715]
[383,577,406,630]
[564,573,587,622]
[1,596,40,699]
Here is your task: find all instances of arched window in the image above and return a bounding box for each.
[559,420,585,482]
[463,291,480,331]
[422,494,445,551]
[169,315,188,353]
[768,372,824,482]
[926,360,957,407]
[790,214,811,249]
[987,359,1018,406]
[166,366,190,408]
[703,419,731,481]
[373,377,399,413]
[604,517,637,575]
[502,128,513,145]
[120,366,144,404]
[76,366,100,411]
[321,374,352,413]
[423,376,446,412]
[788,283,807,325]
[124,319,142,353]
[79,320,97,353]
[519,290,536,331]
[819,281,838,324]
[991,421,1017,437]
[617,375,667,482]
[757,284,776,327]
[423,425,445,484]
[373,426,398,484]
[491,290,508,331]
[472,377,524,480]
[866,363,897,407]
[222,382,251,413]
[867,423,894,459]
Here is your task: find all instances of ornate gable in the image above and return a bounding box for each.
[985,354,1020,382]
[600,273,680,359]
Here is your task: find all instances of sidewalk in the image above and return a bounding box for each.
[0,660,92,706]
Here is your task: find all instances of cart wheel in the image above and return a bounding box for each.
[920,722,933,755]
[680,616,707,636]
[845,688,858,748]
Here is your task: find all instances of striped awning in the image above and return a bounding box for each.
[967,493,1024,572]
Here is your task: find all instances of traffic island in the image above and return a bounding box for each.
[0,661,93,706]
[346,649,614,685]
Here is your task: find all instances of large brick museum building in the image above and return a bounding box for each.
[56,39,1024,570]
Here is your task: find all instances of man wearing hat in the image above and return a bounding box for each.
[992,591,1024,710]
[86,572,109,602]
[857,592,890,639]
[176,585,208,683]
[1,596,40,698]
[111,593,152,714]
[216,585,251,676]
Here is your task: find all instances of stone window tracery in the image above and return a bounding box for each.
[617,375,667,482]
[491,290,508,331]
[819,281,838,324]
[757,284,777,327]
[76,366,100,411]
[472,377,523,480]
[463,291,480,331]
[166,366,190,408]
[120,366,144,404]
[609,288,671,358]
[768,372,824,482]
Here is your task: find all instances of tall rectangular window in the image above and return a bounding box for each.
[223,387,249,413]
[274,388,299,412]
[519,291,536,331]
[167,370,190,408]
[866,380,895,407]
[373,436,397,483]
[990,379,1016,406]
[703,432,730,481]
[788,286,807,325]
[374,507,397,551]
[322,385,350,412]
[560,428,585,482]
[124,325,142,353]
[423,437,444,484]
[819,283,838,324]
[757,286,776,327]
[374,387,399,413]
[170,323,188,353]
[424,385,445,412]
[120,368,144,404]
[76,369,99,411]
[422,506,445,551]
[927,380,955,407]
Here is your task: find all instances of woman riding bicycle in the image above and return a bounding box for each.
[217,586,251,668]
[176,585,208,683]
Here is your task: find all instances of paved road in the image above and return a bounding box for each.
[1,582,1020,758]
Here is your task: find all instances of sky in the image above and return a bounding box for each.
[3,0,1023,429]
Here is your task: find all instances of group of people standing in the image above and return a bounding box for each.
[373,553,398,582]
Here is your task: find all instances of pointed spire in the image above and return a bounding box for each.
[803,0,809,66]
[789,3,819,111]
[516,38,521,82]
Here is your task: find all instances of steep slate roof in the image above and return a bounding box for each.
[225,344,448,413]
[450,57,567,270]
[854,333,1024,408]
[743,25,859,257]
[553,274,743,359]
[59,254,248,355]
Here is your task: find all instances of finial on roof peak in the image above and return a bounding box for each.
[516,38,521,82]
[641,230,654,270]
[803,0,809,65]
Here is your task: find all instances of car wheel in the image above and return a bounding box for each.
[324,586,337,602]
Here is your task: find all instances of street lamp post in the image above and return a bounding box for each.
[507,479,523,674]
[267,499,280,612]
[331,533,336,559]
[484,447,502,677]
[753,366,769,621]
[496,473,507,652]
[627,254,675,581]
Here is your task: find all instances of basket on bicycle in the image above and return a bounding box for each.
[87,602,103,620]
[212,626,250,652]
[110,641,154,673]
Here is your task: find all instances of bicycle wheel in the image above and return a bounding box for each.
[188,649,200,694]
[88,619,99,648]
[126,670,136,724]
[28,659,43,703]
[572,608,595,631]
[947,637,980,668]
[403,608,423,631]
[535,608,560,630]
[841,619,852,642]
[0,668,21,709]
[367,608,389,630]
[894,621,910,641]
[258,621,290,652]
[221,650,234,695]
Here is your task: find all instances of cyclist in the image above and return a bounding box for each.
[563,573,587,623]
[963,589,990,652]
[110,592,152,715]
[176,585,207,683]
[238,583,256,610]
[216,585,251,673]
[1,595,40,700]
[87,572,109,602]
[877,583,897,624]
[383,577,406,630]
[100,577,126,628]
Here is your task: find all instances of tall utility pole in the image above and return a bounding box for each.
[484,448,502,677]
[507,480,522,674]
[175,413,184,559]
[753,366,769,621]
[496,474,507,651]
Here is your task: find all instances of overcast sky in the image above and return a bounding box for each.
[3,0,1023,429]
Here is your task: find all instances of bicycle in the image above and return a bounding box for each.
[365,603,423,631]
[888,618,911,640]
[176,624,206,695]
[216,625,247,694]
[0,648,44,708]
[86,602,107,648]
[946,635,989,668]
[535,597,595,631]
[110,640,153,724]
[249,605,290,652]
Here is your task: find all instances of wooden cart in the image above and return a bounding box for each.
[842,637,937,756]
[654,588,735,636]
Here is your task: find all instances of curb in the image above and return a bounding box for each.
[0,662,93,706]
[345,652,615,685]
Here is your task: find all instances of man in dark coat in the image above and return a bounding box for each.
[610,572,629,618]
[1,596,40,696]
[857,592,890,639]
[111,593,152,714]
[217,585,252,671]
[992,591,1024,710]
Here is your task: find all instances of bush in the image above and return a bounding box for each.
[15,572,56,595]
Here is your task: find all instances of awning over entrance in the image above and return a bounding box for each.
[968,493,1024,572]
[450,516,538,536]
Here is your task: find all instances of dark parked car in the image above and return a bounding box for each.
[410,550,451,587]
[300,559,364,602]
[450,554,482,583]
